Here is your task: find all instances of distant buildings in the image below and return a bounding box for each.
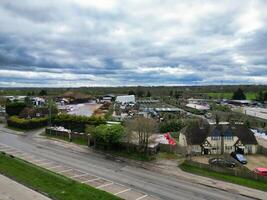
[115,95,135,104]
[186,98,210,110]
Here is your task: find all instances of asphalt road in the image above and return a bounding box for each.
[0,130,254,200]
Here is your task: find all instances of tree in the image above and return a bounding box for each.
[169,90,173,96]
[159,120,184,133]
[92,124,125,149]
[6,102,27,116]
[128,90,136,95]
[257,91,264,102]
[24,96,33,107]
[232,88,246,100]
[127,117,157,155]
[146,90,151,97]
[39,89,47,96]
[136,89,144,97]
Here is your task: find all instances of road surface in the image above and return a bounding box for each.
[0,129,255,200]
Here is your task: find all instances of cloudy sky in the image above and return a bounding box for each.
[0,0,267,87]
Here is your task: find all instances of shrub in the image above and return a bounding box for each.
[7,116,48,130]
[159,120,184,133]
[52,114,106,132]
[92,124,125,147]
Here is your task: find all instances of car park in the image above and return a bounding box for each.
[254,167,267,176]
[208,158,236,168]
[231,152,247,164]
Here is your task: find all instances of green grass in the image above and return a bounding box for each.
[104,149,155,162]
[5,125,25,132]
[156,152,180,160]
[43,133,154,162]
[0,153,121,200]
[180,162,267,192]
[207,92,258,100]
[43,133,88,146]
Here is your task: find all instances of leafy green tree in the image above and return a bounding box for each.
[6,102,27,116]
[39,90,47,96]
[159,120,184,133]
[146,90,151,97]
[232,88,246,100]
[128,90,136,95]
[92,124,125,149]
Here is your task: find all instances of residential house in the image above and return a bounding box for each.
[179,123,258,155]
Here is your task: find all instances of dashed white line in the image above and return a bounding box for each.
[82,178,100,183]
[115,188,131,195]
[47,165,62,170]
[38,161,52,166]
[96,182,113,189]
[136,195,148,200]
[71,173,88,178]
[58,169,72,173]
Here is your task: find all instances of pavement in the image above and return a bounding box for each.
[0,126,265,200]
[0,174,51,200]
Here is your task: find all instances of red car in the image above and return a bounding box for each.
[254,167,267,176]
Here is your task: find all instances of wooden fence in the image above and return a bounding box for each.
[184,159,267,182]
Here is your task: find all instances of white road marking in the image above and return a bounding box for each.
[115,188,131,195]
[71,173,88,178]
[96,182,113,189]
[136,195,148,200]
[58,169,72,173]
[82,178,100,183]
[38,161,52,166]
[47,165,62,170]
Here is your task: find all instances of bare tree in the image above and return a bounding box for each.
[127,116,157,155]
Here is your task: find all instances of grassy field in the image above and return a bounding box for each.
[207,92,258,100]
[180,162,267,192]
[0,153,121,200]
[43,133,88,146]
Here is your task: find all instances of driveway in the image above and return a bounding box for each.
[246,155,267,171]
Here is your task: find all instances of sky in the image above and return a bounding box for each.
[0,0,267,87]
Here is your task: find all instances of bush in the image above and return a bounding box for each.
[7,116,48,130]
[92,124,125,147]
[52,114,106,132]
[159,120,184,133]
[6,102,27,116]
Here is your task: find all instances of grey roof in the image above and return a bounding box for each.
[183,124,258,145]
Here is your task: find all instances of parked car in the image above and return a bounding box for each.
[254,167,267,176]
[209,158,236,168]
[230,152,247,164]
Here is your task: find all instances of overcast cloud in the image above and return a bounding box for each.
[0,0,267,87]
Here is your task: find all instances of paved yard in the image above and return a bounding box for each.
[246,155,267,171]
[0,174,51,200]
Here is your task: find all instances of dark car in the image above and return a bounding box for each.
[209,158,236,168]
[230,152,247,164]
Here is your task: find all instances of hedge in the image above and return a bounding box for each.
[52,114,106,132]
[7,116,48,130]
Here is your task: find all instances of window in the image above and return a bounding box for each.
[225,136,233,140]
[211,136,220,140]
[225,146,232,151]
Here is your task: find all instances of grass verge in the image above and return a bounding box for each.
[0,153,121,200]
[43,133,154,162]
[180,162,267,192]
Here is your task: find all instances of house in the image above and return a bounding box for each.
[99,94,115,103]
[31,97,46,106]
[179,123,258,155]
[115,95,135,104]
